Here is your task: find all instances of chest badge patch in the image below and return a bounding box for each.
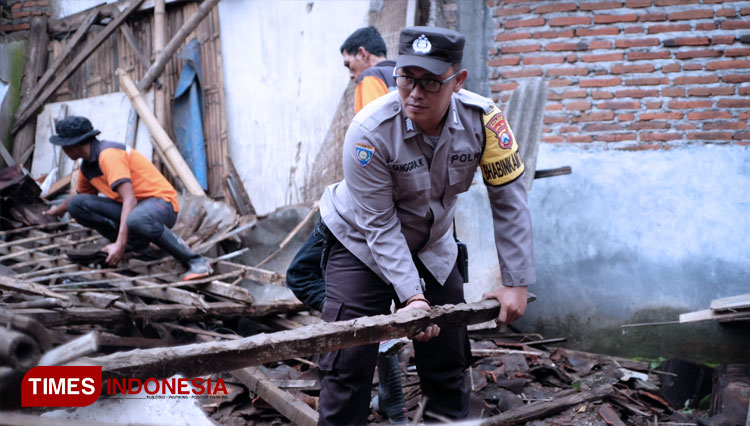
[355,143,375,167]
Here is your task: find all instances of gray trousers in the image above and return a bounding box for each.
[67,194,177,247]
[317,240,471,426]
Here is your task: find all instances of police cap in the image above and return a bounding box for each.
[396,26,465,75]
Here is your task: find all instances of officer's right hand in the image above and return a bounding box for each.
[397,294,439,342]
[43,204,66,217]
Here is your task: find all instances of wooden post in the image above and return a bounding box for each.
[117,68,206,196]
[11,16,49,166]
[11,0,146,135]
[153,0,167,127]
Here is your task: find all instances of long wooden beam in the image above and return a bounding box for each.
[11,0,146,134]
[13,300,305,327]
[79,299,531,379]
[0,275,71,303]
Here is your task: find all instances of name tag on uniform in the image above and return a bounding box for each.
[389,157,426,173]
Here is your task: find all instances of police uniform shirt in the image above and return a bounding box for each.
[319,89,535,303]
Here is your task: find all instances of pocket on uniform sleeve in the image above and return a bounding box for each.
[318,299,344,372]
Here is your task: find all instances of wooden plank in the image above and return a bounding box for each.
[38,332,98,366]
[17,10,100,115]
[43,172,73,199]
[106,273,209,309]
[162,322,240,340]
[0,228,86,249]
[231,367,318,426]
[558,348,650,372]
[679,308,750,324]
[0,275,71,303]
[46,0,193,34]
[196,280,256,305]
[0,221,69,237]
[479,385,614,426]
[710,293,750,312]
[534,166,572,180]
[13,300,305,327]
[215,260,286,286]
[80,298,533,379]
[55,270,244,292]
[11,16,49,165]
[0,235,100,262]
[11,0,147,134]
[191,217,257,255]
[119,21,152,70]
[0,136,15,167]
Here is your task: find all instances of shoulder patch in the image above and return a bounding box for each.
[480,106,524,186]
[355,142,375,167]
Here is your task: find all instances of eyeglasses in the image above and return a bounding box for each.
[393,70,461,93]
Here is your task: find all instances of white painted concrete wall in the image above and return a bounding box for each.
[31,92,154,181]
[525,143,749,321]
[457,142,749,342]
[218,0,371,215]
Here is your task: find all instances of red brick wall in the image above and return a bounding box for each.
[487,0,750,147]
[1,0,49,33]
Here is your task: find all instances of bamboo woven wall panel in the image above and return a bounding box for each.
[46,3,227,197]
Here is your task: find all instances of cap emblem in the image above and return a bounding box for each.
[412,35,432,54]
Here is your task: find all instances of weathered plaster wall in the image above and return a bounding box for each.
[521,143,750,362]
[456,142,750,362]
[218,0,371,215]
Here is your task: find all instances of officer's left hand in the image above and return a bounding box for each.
[482,286,528,325]
[397,295,440,342]
[103,242,126,265]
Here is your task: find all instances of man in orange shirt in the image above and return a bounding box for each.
[45,116,211,281]
[340,26,396,113]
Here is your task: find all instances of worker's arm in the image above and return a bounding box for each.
[44,192,73,217]
[479,106,535,325]
[102,181,136,265]
[44,169,88,217]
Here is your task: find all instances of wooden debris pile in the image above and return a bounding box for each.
[0,214,302,408]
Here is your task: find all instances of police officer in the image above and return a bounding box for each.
[316,26,535,425]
